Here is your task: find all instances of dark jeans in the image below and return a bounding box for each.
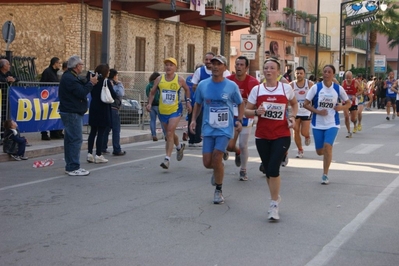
[187,109,203,144]
[103,109,122,153]
[88,125,107,156]
[60,112,84,172]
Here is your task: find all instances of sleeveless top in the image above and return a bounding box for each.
[158,74,181,115]
[342,79,358,106]
[293,79,311,116]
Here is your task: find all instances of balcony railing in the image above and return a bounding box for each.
[298,31,331,49]
[205,0,250,18]
[346,38,379,53]
[267,11,309,35]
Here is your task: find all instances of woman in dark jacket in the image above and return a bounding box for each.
[87,64,116,164]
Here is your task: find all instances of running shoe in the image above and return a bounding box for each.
[268,202,280,221]
[235,152,241,167]
[182,131,188,141]
[176,143,185,161]
[346,132,352,138]
[305,137,311,146]
[321,174,329,185]
[392,113,396,120]
[357,124,362,131]
[10,154,21,161]
[353,126,357,133]
[386,116,390,121]
[160,159,170,169]
[296,150,304,158]
[213,189,224,204]
[281,154,288,167]
[223,151,229,161]
[87,153,94,163]
[67,168,90,176]
[95,155,108,164]
[268,196,282,213]
[19,156,29,160]
[259,163,265,173]
[239,170,248,181]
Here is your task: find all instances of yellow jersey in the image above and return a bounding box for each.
[158,74,181,115]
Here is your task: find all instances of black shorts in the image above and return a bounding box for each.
[349,105,358,111]
[386,97,396,104]
[295,115,311,121]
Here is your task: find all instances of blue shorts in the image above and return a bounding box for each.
[159,105,182,124]
[312,127,339,150]
[202,135,230,154]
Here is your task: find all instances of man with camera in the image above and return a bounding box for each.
[58,55,98,176]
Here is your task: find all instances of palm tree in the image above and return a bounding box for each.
[386,21,399,73]
[248,0,266,77]
[351,0,399,76]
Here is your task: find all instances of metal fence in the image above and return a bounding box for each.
[0,55,38,82]
[1,72,193,136]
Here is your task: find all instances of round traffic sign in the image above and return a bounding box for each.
[244,41,253,51]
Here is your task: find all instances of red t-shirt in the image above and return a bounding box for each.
[227,74,260,99]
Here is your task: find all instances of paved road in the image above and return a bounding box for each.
[1,110,399,265]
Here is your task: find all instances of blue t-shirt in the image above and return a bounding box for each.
[195,78,243,138]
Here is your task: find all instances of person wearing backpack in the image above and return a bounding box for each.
[303,65,350,185]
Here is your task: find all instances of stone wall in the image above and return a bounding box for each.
[0,2,230,75]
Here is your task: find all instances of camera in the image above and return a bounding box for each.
[88,71,103,79]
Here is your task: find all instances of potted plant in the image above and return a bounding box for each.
[307,14,317,23]
[283,7,295,15]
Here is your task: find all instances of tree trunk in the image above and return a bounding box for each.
[369,30,377,77]
[248,0,263,78]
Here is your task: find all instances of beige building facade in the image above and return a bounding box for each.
[0,1,250,75]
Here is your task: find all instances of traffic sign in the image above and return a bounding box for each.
[240,52,255,60]
[240,34,257,53]
[2,21,15,44]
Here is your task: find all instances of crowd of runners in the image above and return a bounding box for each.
[146,53,397,222]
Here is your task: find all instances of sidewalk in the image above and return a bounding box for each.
[0,118,189,163]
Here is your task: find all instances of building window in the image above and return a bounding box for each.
[211,46,218,55]
[187,44,195,72]
[135,37,146,71]
[90,31,102,70]
[300,56,309,73]
[270,0,278,11]
[286,0,293,9]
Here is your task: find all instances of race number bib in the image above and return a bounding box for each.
[318,94,334,109]
[162,90,176,105]
[262,102,286,120]
[297,99,305,109]
[209,107,229,128]
[233,103,238,117]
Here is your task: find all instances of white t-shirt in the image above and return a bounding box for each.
[248,82,295,105]
[191,66,231,84]
[306,82,349,129]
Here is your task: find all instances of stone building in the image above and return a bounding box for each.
[0,0,250,74]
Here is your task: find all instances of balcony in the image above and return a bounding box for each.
[298,31,331,50]
[111,0,250,31]
[266,10,310,37]
[346,38,380,54]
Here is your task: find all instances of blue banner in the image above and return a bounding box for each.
[9,86,89,133]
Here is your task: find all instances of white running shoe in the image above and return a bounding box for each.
[87,153,94,163]
[392,113,396,120]
[268,202,280,221]
[67,168,90,176]
[95,155,108,164]
[296,150,304,158]
[321,174,329,185]
[305,137,311,146]
[160,159,170,169]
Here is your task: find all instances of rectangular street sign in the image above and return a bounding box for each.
[240,52,255,60]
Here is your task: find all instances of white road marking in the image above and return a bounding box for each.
[345,144,383,154]
[373,124,395,129]
[0,154,165,192]
[306,175,399,266]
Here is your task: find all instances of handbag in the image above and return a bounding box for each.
[101,78,114,104]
